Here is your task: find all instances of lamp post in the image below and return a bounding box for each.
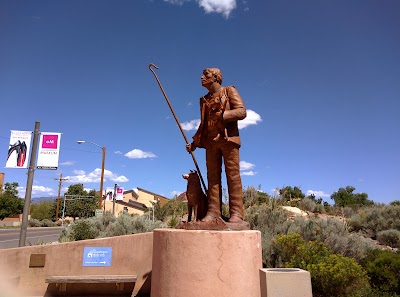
[77,140,106,209]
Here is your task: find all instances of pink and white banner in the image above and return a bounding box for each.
[6,130,32,169]
[105,188,114,201]
[116,187,124,201]
[36,132,62,170]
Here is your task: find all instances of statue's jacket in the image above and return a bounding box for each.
[193,85,247,149]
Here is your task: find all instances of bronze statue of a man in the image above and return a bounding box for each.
[186,68,247,223]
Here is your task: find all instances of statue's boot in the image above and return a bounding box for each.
[228,197,244,223]
[201,195,220,222]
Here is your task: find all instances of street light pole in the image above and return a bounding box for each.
[112,183,117,216]
[100,146,106,210]
[77,140,106,209]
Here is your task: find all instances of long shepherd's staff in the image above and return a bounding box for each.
[148,64,207,194]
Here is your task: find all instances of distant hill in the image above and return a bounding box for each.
[31,197,57,204]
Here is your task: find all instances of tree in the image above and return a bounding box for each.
[0,182,24,220]
[331,186,374,208]
[30,200,55,220]
[61,184,97,219]
[390,200,400,206]
[279,186,305,201]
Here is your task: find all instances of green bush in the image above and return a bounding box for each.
[274,233,330,267]
[363,249,400,294]
[376,229,400,248]
[347,205,400,238]
[59,219,99,242]
[40,219,56,227]
[71,220,99,241]
[100,214,166,238]
[30,200,54,220]
[352,287,399,297]
[28,219,41,227]
[59,213,166,242]
[28,218,57,227]
[287,217,375,262]
[307,254,369,297]
[274,233,369,297]
[297,197,316,211]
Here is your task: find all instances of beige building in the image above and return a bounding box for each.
[102,187,169,216]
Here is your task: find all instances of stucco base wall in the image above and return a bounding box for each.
[259,268,313,297]
[151,229,262,297]
[0,232,154,296]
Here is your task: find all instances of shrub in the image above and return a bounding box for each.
[287,217,376,262]
[347,205,400,238]
[70,220,99,241]
[245,200,289,233]
[100,214,166,237]
[297,197,317,212]
[40,219,56,227]
[154,198,186,221]
[28,219,41,227]
[274,233,369,297]
[28,219,57,227]
[307,254,369,297]
[59,219,99,242]
[274,233,330,267]
[376,229,400,248]
[363,249,400,294]
[352,287,400,297]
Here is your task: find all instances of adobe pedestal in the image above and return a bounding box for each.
[151,229,262,297]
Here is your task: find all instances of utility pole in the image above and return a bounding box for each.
[54,173,68,221]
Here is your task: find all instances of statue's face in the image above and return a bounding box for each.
[201,69,214,88]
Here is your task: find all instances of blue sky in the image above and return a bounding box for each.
[1,0,399,204]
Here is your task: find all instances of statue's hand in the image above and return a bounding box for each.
[186,142,196,153]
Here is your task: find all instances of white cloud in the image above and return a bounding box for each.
[197,0,236,18]
[111,175,129,183]
[306,190,330,198]
[73,169,86,175]
[171,190,183,197]
[60,161,75,166]
[241,171,256,176]
[65,168,129,184]
[240,160,255,171]
[182,109,261,132]
[84,187,95,192]
[164,0,189,5]
[238,110,262,129]
[114,151,123,155]
[125,149,157,159]
[18,185,55,197]
[181,119,201,131]
[164,0,237,18]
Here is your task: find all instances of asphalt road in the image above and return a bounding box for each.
[0,227,65,249]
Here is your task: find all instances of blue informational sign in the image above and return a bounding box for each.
[82,247,112,267]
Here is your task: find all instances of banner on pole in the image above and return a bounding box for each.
[116,187,124,201]
[37,132,62,170]
[105,188,114,201]
[6,130,32,168]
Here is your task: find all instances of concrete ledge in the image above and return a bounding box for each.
[260,268,312,297]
